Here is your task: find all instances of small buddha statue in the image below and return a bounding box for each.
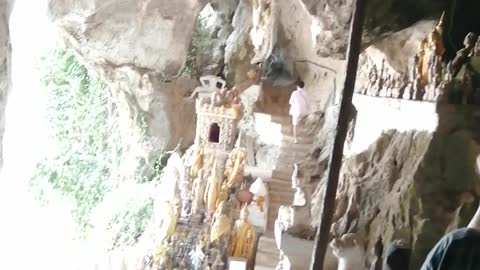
[211,88,226,107]
[157,201,178,243]
[228,205,257,270]
[204,160,222,216]
[216,183,229,208]
[224,133,247,188]
[420,18,445,85]
[191,168,207,214]
[210,201,233,243]
[223,89,235,107]
[153,241,172,270]
[190,144,204,178]
[231,96,244,120]
[291,163,306,206]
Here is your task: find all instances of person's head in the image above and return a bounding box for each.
[386,241,411,270]
[297,80,305,89]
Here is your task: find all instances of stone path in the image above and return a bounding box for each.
[251,113,317,269]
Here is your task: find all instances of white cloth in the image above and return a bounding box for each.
[289,87,309,119]
[249,178,267,196]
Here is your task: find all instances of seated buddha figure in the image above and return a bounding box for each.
[228,205,257,270]
[224,133,247,188]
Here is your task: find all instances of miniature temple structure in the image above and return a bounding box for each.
[195,99,239,152]
[141,75,270,270]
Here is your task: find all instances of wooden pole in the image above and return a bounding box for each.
[310,0,366,269]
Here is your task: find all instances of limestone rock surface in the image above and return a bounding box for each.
[301,0,447,58]
[355,20,437,93]
[224,0,255,86]
[194,0,239,76]
[0,0,14,169]
[47,0,209,179]
[48,0,207,75]
[311,104,480,269]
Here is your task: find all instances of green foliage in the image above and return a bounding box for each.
[182,10,214,76]
[106,195,154,249]
[30,46,121,234]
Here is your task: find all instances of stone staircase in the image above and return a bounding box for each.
[254,232,280,270]
[252,112,316,231]
[251,113,318,269]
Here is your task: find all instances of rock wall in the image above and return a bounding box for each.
[309,18,480,268]
[224,0,255,86]
[47,0,210,180]
[311,95,480,269]
[0,0,14,169]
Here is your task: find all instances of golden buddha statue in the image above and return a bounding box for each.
[153,241,172,269]
[232,96,244,120]
[418,13,445,85]
[224,133,247,188]
[217,182,229,208]
[228,205,257,269]
[210,201,233,242]
[157,201,178,243]
[190,143,204,178]
[191,168,207,214]
[204,159,222,216]
[256,195,265,212]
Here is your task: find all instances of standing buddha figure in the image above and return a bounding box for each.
[420,13,445,86]
[190,143,204,178]
[216,182,229,208]
[156,200,178,243]
[204,159,221,216]
[191,168,207,214]
[228,205,257,270]
[225,133,247,188]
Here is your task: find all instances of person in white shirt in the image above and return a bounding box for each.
[289,80,309,143]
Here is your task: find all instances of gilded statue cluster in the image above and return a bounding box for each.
[360,14,480,105]
[141,73,264,270]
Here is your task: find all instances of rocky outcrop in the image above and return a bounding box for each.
[301,0,447,58]
[354,20,437,95]
[0,0,14,169]
[311,95,480,269]
[47,0,209,179]
[224,0,255,86]
[193,0,239,76]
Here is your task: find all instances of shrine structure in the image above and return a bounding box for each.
[142,75,270,270]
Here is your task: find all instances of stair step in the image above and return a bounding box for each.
[255,232,279,270]
[279,142,316,152]
[276,152,311,160]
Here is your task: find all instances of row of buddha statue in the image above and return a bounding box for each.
[142,132,261,270]
[360,13,480,105]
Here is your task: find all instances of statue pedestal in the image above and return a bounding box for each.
[274,220,337,270]
[290,206,311,227]
[275,222,314,270]
[228,257,247,270]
